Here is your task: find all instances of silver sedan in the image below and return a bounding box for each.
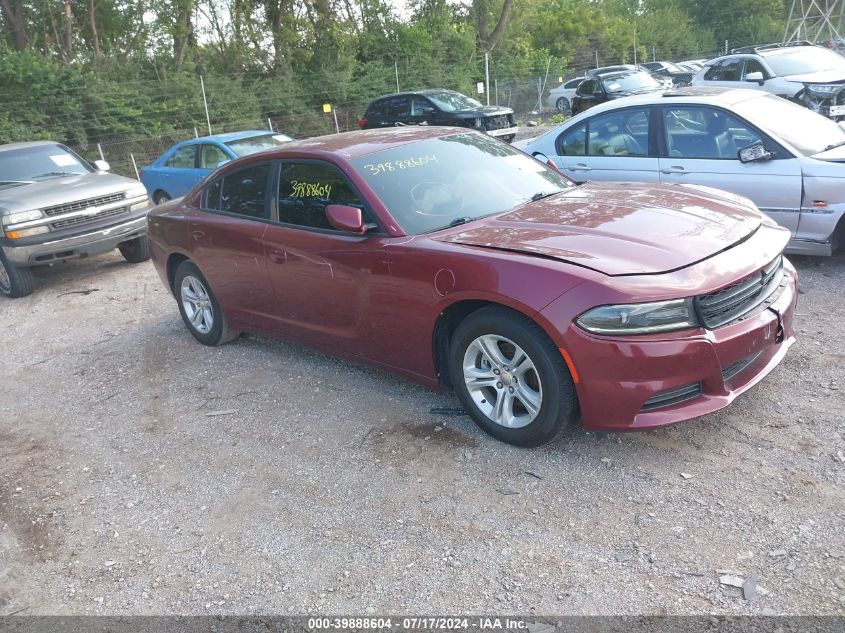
[515,87,845,256]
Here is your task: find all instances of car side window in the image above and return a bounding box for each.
[411,97,435,116]
[198,144,229,169]
[165,146,196,168]
[586,108,650,157]
[205,163,271,219]
[278,162,367,231]
[367,99,387,118]
[387,96,411,118]
[742,58,768,79]
[565,78,583,89]
[556,122,587,156]
[705,58,740,81]
[663,107,762,159]
[577,80,597,96]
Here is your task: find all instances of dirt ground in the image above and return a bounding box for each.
[1,243,843,616]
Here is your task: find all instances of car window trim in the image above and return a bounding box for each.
[198,160,276,223]
[271,157,387,237]
[655,104,794,161]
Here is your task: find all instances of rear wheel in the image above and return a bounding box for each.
[449,306,578,447]
[555,97,571,114]
[174,260,240,346]
[118,236,151,263]
[0,249,34,298]
[154,191,171,205]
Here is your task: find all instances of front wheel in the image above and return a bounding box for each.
[118,236,151,263]
[0,249,34,298]
[449,306,578,447]
[173,260,240,346]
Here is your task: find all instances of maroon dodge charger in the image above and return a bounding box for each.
[148,127,797,447]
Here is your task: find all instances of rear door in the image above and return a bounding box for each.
[551,106,660,184]
[383,96,412,127]
[657,104,803,234]
[161,144,199,197]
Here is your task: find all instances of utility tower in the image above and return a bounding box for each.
[784,0,845,42]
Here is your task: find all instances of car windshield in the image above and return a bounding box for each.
[765,47,845,76]
[734,93,845,156]
[0,144,91,185]
[349,132,574,235]
[225,133,293,157]
[602,72,661,93]
[425,91,483,112]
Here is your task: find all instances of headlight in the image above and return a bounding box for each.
[2,209,43,226]
[5,226,49,239]
[126,185,148,199]
[805,83,841,94]
[576,298,698,335]
[130,199,151,212]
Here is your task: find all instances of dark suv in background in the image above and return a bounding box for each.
[359,89,517,142]
[571,71,664,115]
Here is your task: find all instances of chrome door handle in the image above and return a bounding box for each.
[661,166,689,174]
[568,164,592,171]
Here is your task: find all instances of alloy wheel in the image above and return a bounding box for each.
[180,275,214,335]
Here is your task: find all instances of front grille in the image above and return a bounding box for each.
[51,205,127,229]
[696,256,783,329]
[641,382,702,411]
[481,114,512,131]
[721,350,763,384]
[42,192,126,217]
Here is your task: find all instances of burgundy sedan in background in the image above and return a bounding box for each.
[148,127,797,447]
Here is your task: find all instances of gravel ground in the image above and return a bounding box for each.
[1,242,844,617]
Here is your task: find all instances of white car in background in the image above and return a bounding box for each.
[515,87,845,256]
[690,42,845,119]
[547,77,586,114]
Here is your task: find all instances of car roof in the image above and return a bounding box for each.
[180,130,279,145]
[276,126,473,159]
[0,140,61,153]
[369,88,466,102]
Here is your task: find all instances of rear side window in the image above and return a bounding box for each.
[205,163,271,219]
[565,78,583,89]
[165,146,196,168]
[277,162,366,231]
[587,108,650,157]
[556,122,587,156]
[366,100,387,118]
[387,96,411,117]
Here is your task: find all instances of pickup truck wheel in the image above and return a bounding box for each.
[118,236,151,263]
[0,250,34,298]
[449,306,578,447]
[174,260,240,346]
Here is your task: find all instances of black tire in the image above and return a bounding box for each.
[154,191,171,205]
[0,249,34,298]
[118,235,151,263]
[449,306,578,447]
[555,97,571,114]
[173,260,240,346]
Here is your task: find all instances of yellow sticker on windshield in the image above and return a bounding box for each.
[290,180,332,198]
[363,155,438,176]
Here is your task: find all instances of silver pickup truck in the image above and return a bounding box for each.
[0,141,151,298]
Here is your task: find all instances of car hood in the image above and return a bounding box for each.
[0,172,141,213]
[432,182,764,276]
[783,70,845,84]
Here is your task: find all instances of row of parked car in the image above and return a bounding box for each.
[548,41,845,120]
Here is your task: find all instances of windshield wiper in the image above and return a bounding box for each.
[530,191,557,202]
[823,140,845,151]
[447,216,473,228]
[31,171,76,179]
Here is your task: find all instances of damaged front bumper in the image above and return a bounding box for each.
[797,82,845,120]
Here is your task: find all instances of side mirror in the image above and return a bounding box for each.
[738,142,773,163]
[326,204,366,234]
[745,71,765,85]
[93,159,111,172]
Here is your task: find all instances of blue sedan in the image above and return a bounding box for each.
[140,130,294,203]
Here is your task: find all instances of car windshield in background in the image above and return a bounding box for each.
[350,132,573,235]
[225,133,294,157]
[0,144,91,184]
[425,91,483,112]
[765,47,845,76]
[735,93,845,156]
[602,72,661,93]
